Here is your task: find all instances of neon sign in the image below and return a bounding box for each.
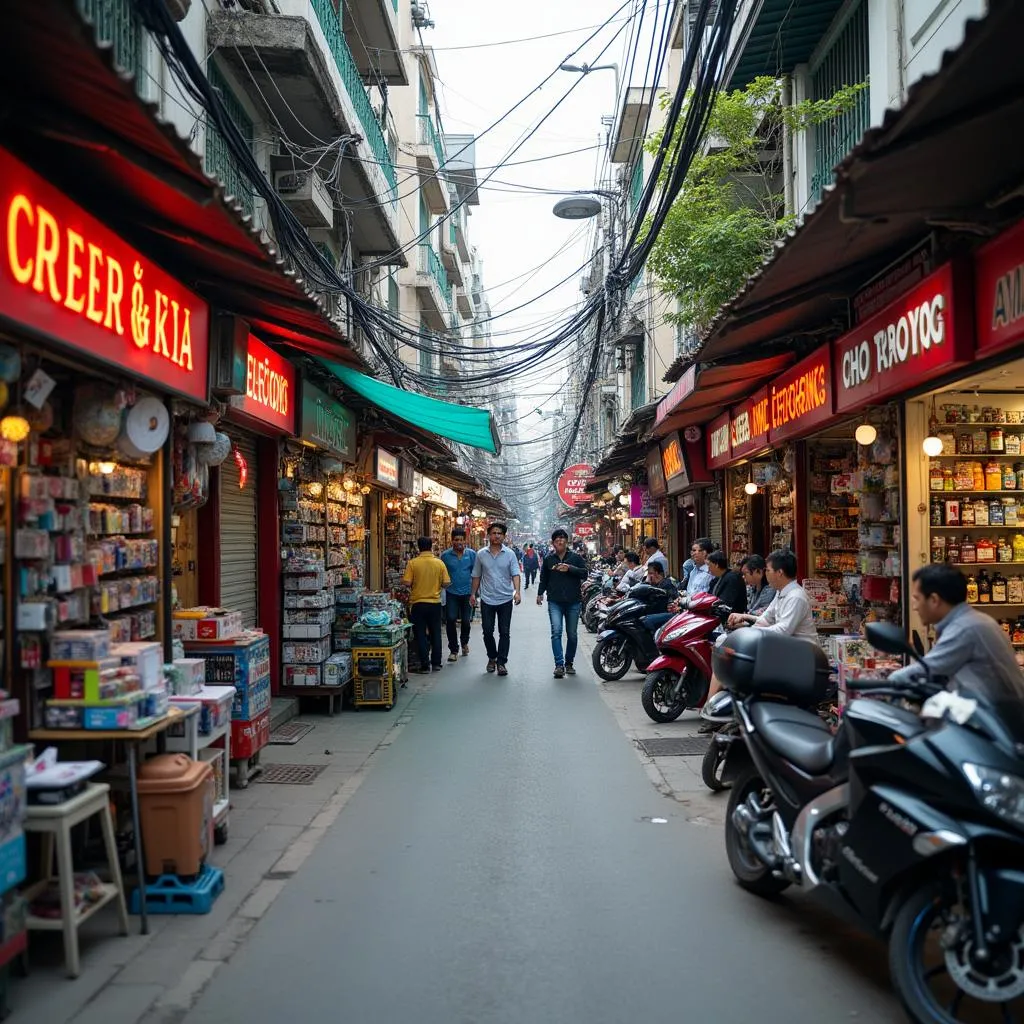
[0,148,209,402]
[234,446,248,490]
[236,333,295,433]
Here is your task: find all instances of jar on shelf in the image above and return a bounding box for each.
[930,497,944,526]
[977,537,997,563]
[957,433,973,455]
[1007,433,1022,456]
[931,535,947,563]
[974,426,989,451]
[943,466,955,491]
[993,571,1009,604]
[929,463,944,491]
[1004,463,1018,489]
[966,574,979,604]
[947,535,962,563]
[962,535,977,563]
[999,538,1014,563]
[1013,614,1024,642]
[1017,463,1024,490]
[974,462,987,490]
[978,568,993,603]
[944,499,961,526]
[1011,578,1024,606]
[962,500,976,527]
[991,499,1006,526]
[974,499,990,526]
[1000,618,1013,637]
[1015,533,1024,563]
[986,459,1003,490]
[989,426,1006,453]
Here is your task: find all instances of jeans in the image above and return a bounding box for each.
[524,567,537,587]
[445,593,473,652]
[480,600,513,665]
[548,601,581,667]
[642,612,674,634]
[411,601,443,669]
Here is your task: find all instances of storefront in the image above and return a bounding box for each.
[380,449,416,592]
[657,429,712,574]
[0,146,211,730]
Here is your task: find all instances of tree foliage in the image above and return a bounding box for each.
[644,76,868,334]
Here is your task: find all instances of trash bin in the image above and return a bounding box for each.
[136,754,214,877]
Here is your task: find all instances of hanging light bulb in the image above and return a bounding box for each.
[360,484,371,495]
[855,423,877,446]
[744,481,758,496]
[922,435,944,457]
[97,461,116,475]
[0,412,30,443]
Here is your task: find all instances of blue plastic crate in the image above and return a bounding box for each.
[130,864,224,916]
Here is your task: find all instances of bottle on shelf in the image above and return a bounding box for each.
[1012,576,1024,605]
[961,535,977,563]
[1015,533,1024,563]
[987,459,1003,491]
[990,426,1005,453]
[930,496,943,526]
[978,568,992,604]
[947,535,961,563]
[1004,463,1017,489]
[966,574,980,604]
[993,571,1009,604]
[930,463,944,491]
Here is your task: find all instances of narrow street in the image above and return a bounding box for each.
[184,597,901,1024]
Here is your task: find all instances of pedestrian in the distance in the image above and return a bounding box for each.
[470,522,521,676]
[537,528,588,677]
[403,537,450,673]
[522,543,540,589]
[440,527,476,662]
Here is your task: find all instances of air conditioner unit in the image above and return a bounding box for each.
[210,314,249,396]
[273,170,333,229]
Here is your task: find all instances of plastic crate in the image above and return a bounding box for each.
[353,675,396,708]
[231,709,270,760]
[349,623,406,647]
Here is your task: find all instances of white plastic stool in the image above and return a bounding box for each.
[24,782,130,978]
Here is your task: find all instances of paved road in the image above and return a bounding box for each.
[186,597,902,1024]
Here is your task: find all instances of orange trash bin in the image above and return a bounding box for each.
[136,754,214,877]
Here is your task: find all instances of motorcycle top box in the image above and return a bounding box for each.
[712,629,830,705]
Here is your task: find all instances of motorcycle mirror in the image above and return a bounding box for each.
[865,621,917,660]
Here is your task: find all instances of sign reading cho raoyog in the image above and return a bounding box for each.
[557,463,594,507]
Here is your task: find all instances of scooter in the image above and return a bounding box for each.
[639,593,730,723]
[591,584,676,681]
[717,622,1024,1023]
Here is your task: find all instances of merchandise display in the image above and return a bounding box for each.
[0,697,31,977]
[726,449,794,565]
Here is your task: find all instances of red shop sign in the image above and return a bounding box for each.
[0,148,209,402]
[975,219,1024,358]
[573,523,595,537]
[706,411,731,470]
[233,334,296,434]
[557,463,594,507]
[768,345,832,443]
[833,262,972,415]
[731,386,770,459]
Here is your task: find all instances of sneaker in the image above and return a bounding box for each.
[448,652,459,663]
[565,663,576,676]
[553,665,565,679]
[486,660,496,673]
[461,645,470,657]
[497,664,508,676]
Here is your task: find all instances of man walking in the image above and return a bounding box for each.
[522,544,540,589]
[470,522,521,676]
[440,527,475,662]
[403,537,450,673]
[537,528,588,678]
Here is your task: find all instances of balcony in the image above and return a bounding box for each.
[415,244,452,330]
[415,114,450,214]
[455,285,473,318]
[344,0,406,85]
[440,219,464,287]
[208,3,403,261]
[453,204,471,263]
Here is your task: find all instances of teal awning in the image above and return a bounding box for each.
[319,361,501,455]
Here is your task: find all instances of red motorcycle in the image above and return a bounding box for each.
[641,593,731,723]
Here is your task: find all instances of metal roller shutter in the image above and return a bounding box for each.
[220,430,259,628]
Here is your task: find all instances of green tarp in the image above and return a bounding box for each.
[318,360,501,455]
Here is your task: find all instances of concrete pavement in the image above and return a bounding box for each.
[178,596,901,1024]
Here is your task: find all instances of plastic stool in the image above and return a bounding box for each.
[24,783,129,978]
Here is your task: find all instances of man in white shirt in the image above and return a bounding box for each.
[685,538,715,598]
[706,548,817,700]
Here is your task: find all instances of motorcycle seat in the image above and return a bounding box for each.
[749,702,834,775]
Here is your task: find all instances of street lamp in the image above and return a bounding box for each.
[559,62,620,103]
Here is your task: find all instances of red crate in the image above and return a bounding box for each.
[231,710,270,760]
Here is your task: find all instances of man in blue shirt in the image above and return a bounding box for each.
[440,527,476,662]
[685,538,715,598]
[470,522,522,676]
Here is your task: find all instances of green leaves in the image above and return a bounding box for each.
[644,76,867,335]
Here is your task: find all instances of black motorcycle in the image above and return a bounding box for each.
[715,622,1024,1023]
[591,583,674,681]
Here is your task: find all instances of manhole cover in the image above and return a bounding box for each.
[636,737,710,757]
[269,722,315,745]
[256,763,328,785]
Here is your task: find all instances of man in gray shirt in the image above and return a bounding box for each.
[889,564,1024,703]
[470,522,522,676]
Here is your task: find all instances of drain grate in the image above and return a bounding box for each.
[269,722,315,746]
[255,763,328,785]
[636,737,710,757]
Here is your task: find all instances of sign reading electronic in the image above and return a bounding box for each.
[556,463,594,507]
[833,262,971,414]
[0,148,209,402]
[234,334,295,433]
[300,382,355,460]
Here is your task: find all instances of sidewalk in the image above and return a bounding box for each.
[9,677,435,1024]
[576,629,728,828]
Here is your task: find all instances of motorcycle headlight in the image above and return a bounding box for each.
[963,763,1024,829]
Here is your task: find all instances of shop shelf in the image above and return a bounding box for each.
[947,561,1024,566]
[930,525,1024,530]
[929,489,1024,495]
[930,453,1024,459]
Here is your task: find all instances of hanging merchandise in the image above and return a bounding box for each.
[119,397,171,461]
[75,384,124,447]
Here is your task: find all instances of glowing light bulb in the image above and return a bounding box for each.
[855,424,877,446]
[744,481,758,496]
[922,436,944,457]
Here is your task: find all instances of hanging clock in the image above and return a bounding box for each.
[683,425,702,443]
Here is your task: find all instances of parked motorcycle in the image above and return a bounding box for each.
[639,593,730,723]
[716,622,1024,1023]
[591,584,676,680]
[582,573,616,633]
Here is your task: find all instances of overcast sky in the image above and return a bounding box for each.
[426,1,651,443]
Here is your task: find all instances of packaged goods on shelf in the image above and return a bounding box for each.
[49,660,141,701]
[166,658,205,696]
[282,621,331,640]
[44,689,147,730]
[283,590,334,610]
[168,685,234,736]
[112,641,163,690]
[283,570,326,592]
[50,630,110,661]
[831,636,903,706]
[323,653,352,686]
[282,638,331,664]
[283,664,322,687]
[172,607,244,641]
[282,608,334,627]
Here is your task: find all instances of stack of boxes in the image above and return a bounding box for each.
[823,635,904,707]
[350,596,407,710]
[0,696,29,970]
[282,556,351,690]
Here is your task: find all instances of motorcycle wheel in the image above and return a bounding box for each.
[584,604,600,633]
[641,669,689,723]
[701,726,735,792]
[725,772,791,897]
[592,636,633,680]
[889,880,1024,1023]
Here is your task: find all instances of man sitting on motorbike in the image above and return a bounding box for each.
[612,550,644,600]
[889,563,1024,702]
[640,562,680,633]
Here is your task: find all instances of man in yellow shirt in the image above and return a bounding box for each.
[403,536,451,673]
